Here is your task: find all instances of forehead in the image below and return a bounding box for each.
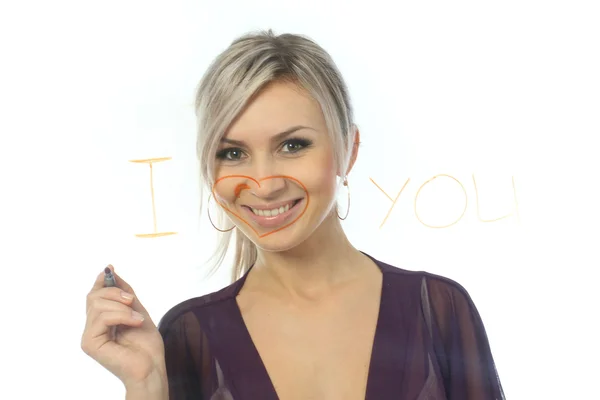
[225,80,325,140]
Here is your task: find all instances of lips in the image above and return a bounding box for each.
[242,198,305,229]
[212,175,310,238]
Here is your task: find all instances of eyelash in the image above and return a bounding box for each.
[215,137,313,161]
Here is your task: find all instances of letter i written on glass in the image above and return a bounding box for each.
[129,157,177,238]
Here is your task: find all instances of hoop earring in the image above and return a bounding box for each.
[207,194,235,232]
[337,177,350,220]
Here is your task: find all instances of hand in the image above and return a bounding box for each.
[81,265,166,389]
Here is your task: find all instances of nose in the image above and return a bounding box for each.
[250,175,286,200]
[247,161,287,200]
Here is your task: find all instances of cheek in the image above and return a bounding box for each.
[304,154,337,198]
[212,180,239,206]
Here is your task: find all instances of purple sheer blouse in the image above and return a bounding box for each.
[157,252,505,399]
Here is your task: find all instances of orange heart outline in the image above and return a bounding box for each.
[211,175,311,238]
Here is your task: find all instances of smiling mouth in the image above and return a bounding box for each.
[243,199,303,217]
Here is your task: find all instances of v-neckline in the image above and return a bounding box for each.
[229,251,388,399]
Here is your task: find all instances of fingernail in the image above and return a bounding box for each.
[132,311,144,321]
[121,291,134,300]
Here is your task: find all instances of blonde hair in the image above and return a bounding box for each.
[195,29,356,282]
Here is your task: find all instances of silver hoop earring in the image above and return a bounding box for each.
[336,177,350,220]
[207,194,235,232]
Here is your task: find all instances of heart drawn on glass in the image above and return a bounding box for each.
[211,175,310,238]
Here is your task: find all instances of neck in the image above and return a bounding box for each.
[252,212,369,301]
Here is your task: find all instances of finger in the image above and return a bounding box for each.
[86,297,132,325]
[89,265,137,299]
[85,302,145,338]
[82,310,146,356]
[89,265,150,318]
[109,269,136,296]
[108,271,154,319]
[86,287,135,315]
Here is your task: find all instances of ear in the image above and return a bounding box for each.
[344,125,361,177]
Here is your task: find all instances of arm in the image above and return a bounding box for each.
[125,369,169,400]
[425,276,506,399]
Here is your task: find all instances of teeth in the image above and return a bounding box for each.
[251,202,292,217]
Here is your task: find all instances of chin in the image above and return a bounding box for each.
[244,224,308,252]
[236,216,322,253]
[254,239,300,253]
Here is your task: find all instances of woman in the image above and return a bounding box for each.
[81,30,505,400]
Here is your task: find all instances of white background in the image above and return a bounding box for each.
[1,1,599,399]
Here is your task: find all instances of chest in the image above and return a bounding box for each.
[237,293,381,400]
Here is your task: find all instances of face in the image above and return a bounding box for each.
[212,80,341,252]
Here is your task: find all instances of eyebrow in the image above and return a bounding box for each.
[220,125,314,146]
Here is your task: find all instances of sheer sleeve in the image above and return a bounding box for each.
[158,310,213,400]
[424,276,506,400]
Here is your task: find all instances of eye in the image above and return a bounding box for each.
[216,148,245,161]
[281,138,313,153]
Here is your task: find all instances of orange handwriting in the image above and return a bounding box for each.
[127,155,520,236]
[129,157,177,238]
[370,174,519,228]
[212,175,310,238]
